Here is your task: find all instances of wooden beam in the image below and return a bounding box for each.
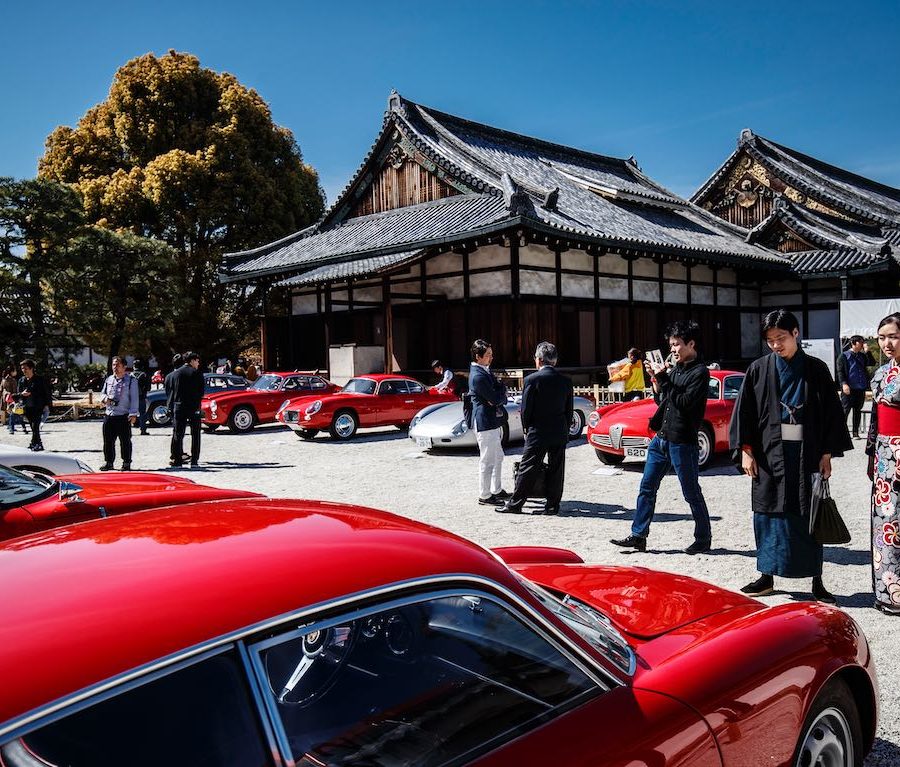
[382,277,394,373]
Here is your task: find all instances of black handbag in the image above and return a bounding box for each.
[513,461,547,499]
[812,479,851,545]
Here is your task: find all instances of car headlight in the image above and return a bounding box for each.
[210,400,218,415]
[451,420,469,437]
[276,399,291,418]
[588,412,600,428]
[305,400,322,416]
[76,460,95,473]
[411,415,421,429]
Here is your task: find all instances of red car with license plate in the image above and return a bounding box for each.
[0,500,876,766]
[587,369,745,470]
[276,374,457,440]
[0,464,261,540]
[200,371,338,433]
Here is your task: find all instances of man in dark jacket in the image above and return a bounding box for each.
[498,342,573,515]
[469,339,509,505]
[836,335,875,438]
[611,320,712,554]
[169,352,205,468]
[17,359,51,451]
[131,359,151,435]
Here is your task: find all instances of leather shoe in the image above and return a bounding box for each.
[99,463,113,472]
[493,489,511,500]
[740,574,774,596]
[534,505,559,516]
[478,495,500,506]
[610,535,646,552]
[496,501,524,514]
[811,577,836,604]
[684,540,711,555]
[120,463,132,471]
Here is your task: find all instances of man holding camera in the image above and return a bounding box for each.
[169,352,205,468]
[100,356,139,471]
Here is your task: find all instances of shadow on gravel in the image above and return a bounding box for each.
[305,431,409,446]
[64,448,103,454]
[557,501,722,523]
[166,461,292,471]
[206,425,290,436]
[839,592,877,608]
[865,738,900,766]
[824,547,872,566]
[614,460,741,478]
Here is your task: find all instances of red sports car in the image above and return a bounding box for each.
[276,374,457,440]
[200,371,338,433]
[0,500,876,766]
[0,463,261,540]
[587,369,745,469]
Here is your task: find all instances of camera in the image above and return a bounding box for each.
[108,398,119,407]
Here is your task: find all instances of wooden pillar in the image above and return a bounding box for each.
[285,289,294,369]
[462,248,471,356]
[382,277,394,373]
[626,254,635,344]
[801,279,809,338]
[261,286,269,370]
[594,251,601,366]
[510,239,521,361]
[323,284,332,372]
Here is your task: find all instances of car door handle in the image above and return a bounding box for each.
[405,399,414,403]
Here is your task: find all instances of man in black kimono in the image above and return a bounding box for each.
[729,310,851,603]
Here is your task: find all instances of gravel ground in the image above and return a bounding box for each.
[5,416,899,764]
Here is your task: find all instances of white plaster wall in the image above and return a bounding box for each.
[718,268,737,285]
[740,288,760,307]
[598,254,628,275]
[764,280,801,293]
[741,312,763,357]
[428,275,465,301]
[692,264,714,283]
[292,293,318,316]
[469,245,509,270]
[663,261,686,280]
[425,252,463,275]
[718,286,737,306]
[388,282,420,296]
[599,277,628,300]
[561,273,594,299]
[762,293,801,307]
[692,285,715,305]
[470,270,511,297]
[331,290,349,312]
[521,270,556,295]
[354,287,383,302]
[809,288,841,305]
[519,244,555,268]
[665,282,687,304]
[633,280,660,303]
[632,258,658,278]
[562,249,592,272]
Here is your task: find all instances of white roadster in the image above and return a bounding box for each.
[0,444,94,475]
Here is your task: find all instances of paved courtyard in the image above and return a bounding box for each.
[5,417,899,764]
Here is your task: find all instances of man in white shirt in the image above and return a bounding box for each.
[100,356,139,471]
[431,359,454,393]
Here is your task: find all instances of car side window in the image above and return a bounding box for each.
[283,377,302,391]
[310,377,327,390]
[251,592,599,767]
[407,381,425,394]
[723,375,744,400]
[379,380,407,395]
[4,651,272,767]
[707,378,721,400]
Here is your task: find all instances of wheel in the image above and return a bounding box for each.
[595,449,625,465]
[203,424,220,433]
[793,678,863,767]
[329,410,358,440]
[150,403,171,427]
[568,411,585,439]
[228,406,256,433]
[697,424,714,470]
[296,428,318,440]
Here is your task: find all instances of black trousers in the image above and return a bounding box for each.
[840,388,866,436]
[102,414,132,464]
[171,411,201,464]
[511,432,566,508]
[25,407,41,447]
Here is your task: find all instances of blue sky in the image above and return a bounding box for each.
[3,1,899,203]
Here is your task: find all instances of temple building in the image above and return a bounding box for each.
[220,95,899,373]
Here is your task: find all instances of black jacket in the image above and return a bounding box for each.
[17,374,51,412]
[648,358,709,444]
[168,364,205,413]
[521,365,574,445]
[469,364,508,432]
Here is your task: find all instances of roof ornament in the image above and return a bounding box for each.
[739,128,755,146]
[388,90,403,114]
[542,187,560,211]
[501,173,533,217]
[774,195,790,212]
[626,155,640,169]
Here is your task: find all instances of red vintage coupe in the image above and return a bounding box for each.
[276,373,457,440]
[0,500,876,766]
[0,463,260,540]
[200,371,338,433]
[587,369,745,469]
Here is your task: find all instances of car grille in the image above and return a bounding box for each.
[622,436,650,447]
[285,411,299,423]
[590,434,648,449]
[591,434,613,447]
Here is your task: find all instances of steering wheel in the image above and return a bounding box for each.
[266,623,357,707]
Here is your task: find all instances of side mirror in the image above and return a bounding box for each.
[58,481,84,504]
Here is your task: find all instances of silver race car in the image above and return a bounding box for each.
[408,394,592,449]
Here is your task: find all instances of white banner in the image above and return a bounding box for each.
[839,298,900,338]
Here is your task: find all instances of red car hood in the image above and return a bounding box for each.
[596,399,657,427]
[515,563,754,640]
[202,389,273,405]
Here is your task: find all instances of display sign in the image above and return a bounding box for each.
[801,338,835,379]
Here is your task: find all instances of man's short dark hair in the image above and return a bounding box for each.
[664,320,700,345]
[184,351,200,363]
[430,359,442,369]
[535,341,558,366]
[471,339,491,361]
[172,354,183,367]
[132,359,143,371]
[19,359,35,371]
[849,335,865,346]
[761,309,799,335]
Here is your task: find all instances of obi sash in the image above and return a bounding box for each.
[878,403,900,436]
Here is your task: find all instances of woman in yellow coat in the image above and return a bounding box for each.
[610,348,646,401]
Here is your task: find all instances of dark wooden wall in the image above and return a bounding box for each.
[351,160,459,218]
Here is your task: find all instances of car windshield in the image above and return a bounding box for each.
[250,375,282,391]
[342,378,376,395]
[0,465,56,508]
[518,574,634,675]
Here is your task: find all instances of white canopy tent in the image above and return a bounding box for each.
[839,299,900,338]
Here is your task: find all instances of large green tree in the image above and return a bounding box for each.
[39,50,325,361]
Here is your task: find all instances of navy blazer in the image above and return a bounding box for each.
[469,363,508,432]
[521,365,574,445]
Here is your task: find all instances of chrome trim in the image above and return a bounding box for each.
[608,424,623,450]
[0,573,627,742]
[237,641,288,767]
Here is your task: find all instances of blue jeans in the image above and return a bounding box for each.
[631,435,711,543]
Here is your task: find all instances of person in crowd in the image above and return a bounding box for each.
[431,359,455,393]
[611,320,712,554]
[169,352,205,468]
[131,359,151,435]
[469,339,509,505]
[16,360,50,451]
[837,335,876,439]
[498,342,573,515]
[99,356,139,471]
[730,309,850,603]
[2,364,21,432]
[866,313,900,615]
[609,348,646,401]
[246,360,259,382]
[164,354,183,411]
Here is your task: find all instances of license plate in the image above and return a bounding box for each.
[415,437,432,448]
[625,447,647,459]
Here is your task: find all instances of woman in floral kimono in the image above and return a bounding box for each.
[866,312,900,615]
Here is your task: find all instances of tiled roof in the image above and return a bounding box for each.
[789,248,890,275]
[276,251,422,287]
